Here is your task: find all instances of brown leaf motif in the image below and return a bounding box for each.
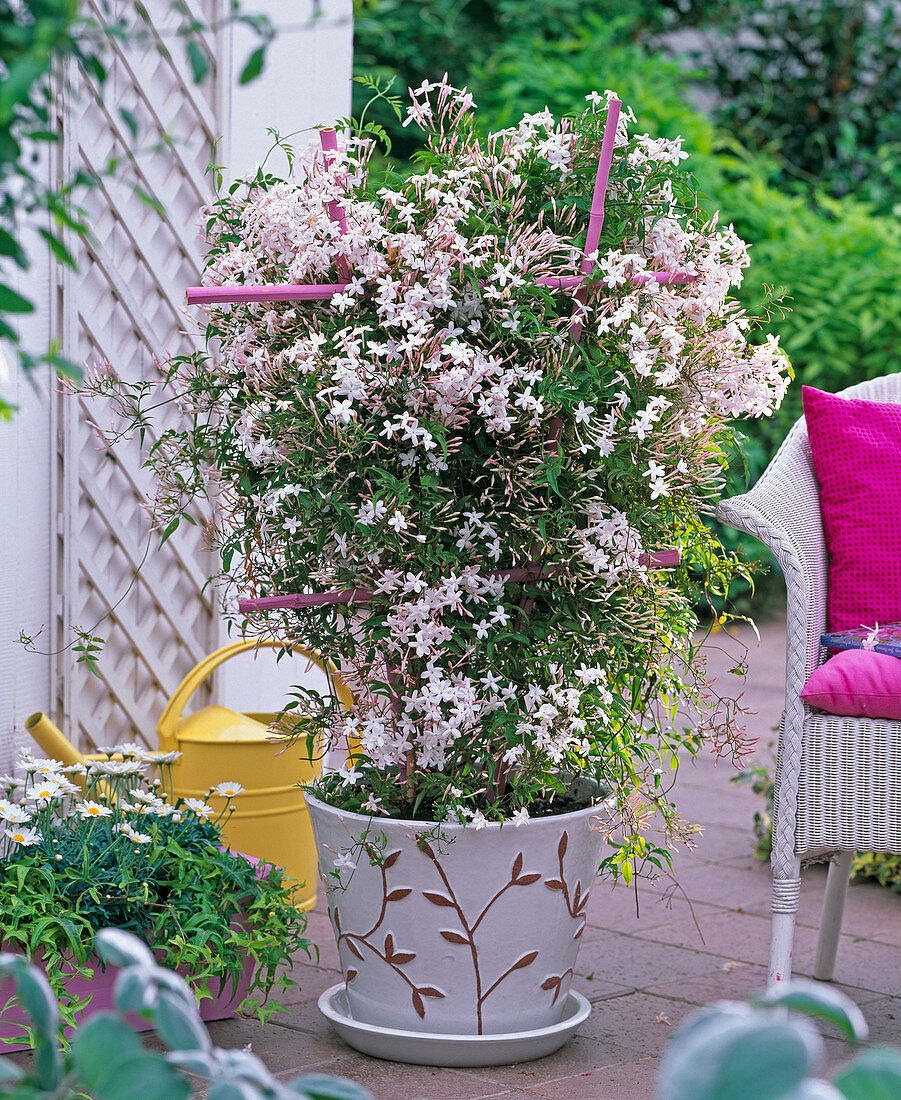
[440,929,469,944]
[411,989,425,1018]
[510,950,538,972]
[422,890,456,907]
[386,887,412,901]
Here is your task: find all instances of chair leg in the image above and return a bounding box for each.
[813,851,853,981]
[768,868,801,989]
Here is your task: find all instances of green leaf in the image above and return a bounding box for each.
[0,1059,25,1082]
[659,1004,821,1100]
[154,990,211,1052]
[38,229,76,268]
[760,981,868,1044]
[95,929,155,969]
[131,186,165,215]
[0,284,34,314]
[0,228,27,266]
[834,1048,901,1099]
[72,1014,190,1100]
[159,517,180,544]
[119,108,139,139]
[239,46,266,84]
[285,1076,376,1100]
[207,1082,257,1100]
[5,963,59,1039]
[186,40,210,84]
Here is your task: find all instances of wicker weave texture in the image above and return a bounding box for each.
[717,374,901,876]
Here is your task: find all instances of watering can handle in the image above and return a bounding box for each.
[156,639,355,752]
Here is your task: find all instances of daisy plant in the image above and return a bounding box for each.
[0,749,309,1037]
[79,83,790,878]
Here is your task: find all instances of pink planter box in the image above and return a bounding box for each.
[0,948,253,1052]
[0,851,264,1051]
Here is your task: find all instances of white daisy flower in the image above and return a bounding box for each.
[76,801,112,820]
[0,803,32,825]
[213,782,245,798]
[132,791,163,807]
[137,751,183,764]
[184,798,214,819]
[6,826,39,846]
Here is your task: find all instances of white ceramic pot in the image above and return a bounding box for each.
[306,788,609,1037]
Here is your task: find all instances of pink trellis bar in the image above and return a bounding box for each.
[185,106,687,616]
[186,104,698,309]
[185,269,695,307]
[236,552,683,615]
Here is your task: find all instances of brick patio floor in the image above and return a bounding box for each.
[10,619,901,1097]
[198,617,901,1098]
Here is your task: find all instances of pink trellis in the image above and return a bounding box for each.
[183,100,692,617]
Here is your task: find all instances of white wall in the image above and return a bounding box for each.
[0,141,55,768]
[217,0,354,715]
[224,0,353,181]
[0,3,354,769]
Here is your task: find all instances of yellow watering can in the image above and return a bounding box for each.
[27,639,354,911]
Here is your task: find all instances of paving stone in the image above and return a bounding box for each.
[276,961,343,1006]
[630,904,822,973]
[645,960,772,1005]
[576,991,697,1056]
[574,925,732,990]
[847,995,901,1047]
[445,1034,647,1092]
[685,823,764,865]
[521,1056,657,1099]
[205,1011,341,1074]
[273,1053,539,1099]
[88,613,901,1096]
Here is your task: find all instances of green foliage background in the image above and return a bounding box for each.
[353,0,901,615]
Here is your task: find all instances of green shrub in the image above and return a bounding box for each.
[699,0,901,215]
[352,7,901,615]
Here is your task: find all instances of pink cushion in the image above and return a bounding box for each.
[801,649,901,720]
[802,385,901,632]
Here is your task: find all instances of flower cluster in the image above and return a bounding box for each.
[0,748,244,860]
[82,83,789,852]
[0,751,308,1026]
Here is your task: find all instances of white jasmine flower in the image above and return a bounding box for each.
[470,810,489,830]
[511,807,530,827]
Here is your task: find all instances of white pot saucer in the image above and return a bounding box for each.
[317,983,591,1067]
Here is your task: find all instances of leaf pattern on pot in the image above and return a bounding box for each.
[541,968,573,1006]
[331,828,593,1032]
[334,849,424,1003]
[419,844,546,1034]
[545,830,591,939]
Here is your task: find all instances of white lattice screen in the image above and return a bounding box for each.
[53,0,224,751]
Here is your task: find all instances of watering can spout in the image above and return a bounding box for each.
[24,713,87,768]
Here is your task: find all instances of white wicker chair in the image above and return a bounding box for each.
[717,373,901,988]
